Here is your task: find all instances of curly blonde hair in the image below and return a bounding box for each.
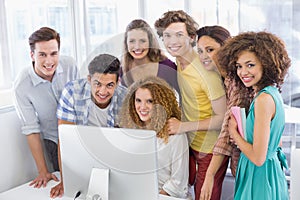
[215,31,291,93]
[118,76,181,143]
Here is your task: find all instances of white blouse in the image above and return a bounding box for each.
[157,133,189,198]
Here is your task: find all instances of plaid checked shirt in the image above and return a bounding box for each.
[57,78,127,127]
[213,77,252,176]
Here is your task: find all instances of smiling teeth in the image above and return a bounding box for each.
[243,77,252,81]
[98,95,107,99]
[170,47,180,51]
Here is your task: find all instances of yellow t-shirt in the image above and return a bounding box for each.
[177,51,225,153]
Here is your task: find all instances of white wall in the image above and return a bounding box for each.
[0,106,36,193]
[0,89,13,108]
[291,149,300,199]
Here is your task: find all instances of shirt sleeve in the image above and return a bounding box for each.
[202,71,225,101]
[162,134,189,198]
[13,85,40,135]
[213,109,233,156]
[213,78,244,156]
[57,82,77,123]
[60,55,79,80]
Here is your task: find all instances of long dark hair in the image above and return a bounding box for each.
[196,25,231,46]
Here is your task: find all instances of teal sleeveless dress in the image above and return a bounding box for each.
[234,86,289,200]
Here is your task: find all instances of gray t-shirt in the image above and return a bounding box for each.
[13,55,79,144]
[87,102,109,127]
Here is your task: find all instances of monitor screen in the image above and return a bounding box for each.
[59,124,159,200]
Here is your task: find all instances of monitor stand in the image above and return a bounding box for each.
[86,168,109,200]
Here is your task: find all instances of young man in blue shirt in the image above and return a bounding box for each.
[50,53,127,198]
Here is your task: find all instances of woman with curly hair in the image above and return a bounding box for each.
[216,31,290,200]
[120,19,179,94]
[118,76,189,199]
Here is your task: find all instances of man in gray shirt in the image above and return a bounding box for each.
[13,27,78,188]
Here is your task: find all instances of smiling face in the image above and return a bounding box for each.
[31,39,59,81]
[127,29,150,61]
[236,50,263,91]
[134,88,153,124]
[88,73,118,109]
[197,35,221,71]
[162,22,193,59]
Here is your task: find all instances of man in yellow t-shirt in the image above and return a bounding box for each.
[177,50,225,153]
[155,10,228,200]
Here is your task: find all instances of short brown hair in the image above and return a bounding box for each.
[28,27,60,52]
[154,10,199,47]
[88,53,120,82]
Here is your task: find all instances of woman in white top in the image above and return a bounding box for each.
[118,76,189,198]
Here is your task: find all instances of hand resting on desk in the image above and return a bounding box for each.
[50,181,64,198]
[29,171,59,189]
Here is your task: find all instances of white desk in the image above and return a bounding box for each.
[0,173,183,200]
[0,172,71,200]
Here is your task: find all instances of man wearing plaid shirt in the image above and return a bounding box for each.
[50,53,127,198]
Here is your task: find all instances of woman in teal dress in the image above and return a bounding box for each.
[215,31,291,200]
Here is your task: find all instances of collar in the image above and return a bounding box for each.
[29,62,63,86]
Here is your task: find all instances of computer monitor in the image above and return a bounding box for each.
[59,124,159,200]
